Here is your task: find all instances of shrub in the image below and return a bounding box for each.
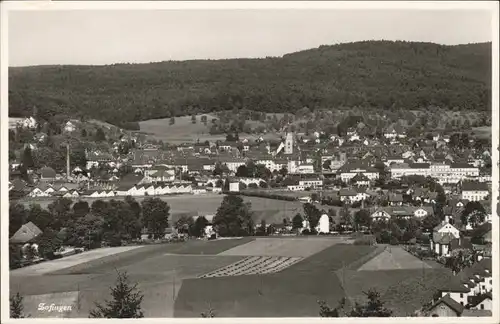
[390,236,399,245]
[354,235,377,246]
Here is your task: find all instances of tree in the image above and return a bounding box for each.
[47,197,73,229]
[354,209,371,231]
[9,203,28,237]
[94,127,106,142]
[192,216,209,237]
[10,292,26,318]
[256,219,267,236]
[292,213,304,232]
[303,203,321,231]
[141,198,170,239]
[339,205,352,229]
[35,227,63,258]
[279,166,288,177]
[461,201,486,228]
[318,298,346,317]
[213,195,254,237]
[22,146,35,168]
[236,165,249,177]
[73,200,90,218]
[89,271,144,318]
[175,215,195,235]
[318,289,391,317]
[350,289,393,317]
[10,244,23,269]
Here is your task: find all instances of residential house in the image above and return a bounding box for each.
[461,182,489,202]
[388,193,403,206]
[299,178,323,189]
[10,221,43,244]
[350,173,371,186]
[430,217,461,257]
[468,293,492,311]
[39,166,57,182]
[427,294,464,317]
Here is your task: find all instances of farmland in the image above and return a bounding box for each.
[138,114,282,144]
[11,236,455,318]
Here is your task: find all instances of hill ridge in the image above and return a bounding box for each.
[9,40,492,124]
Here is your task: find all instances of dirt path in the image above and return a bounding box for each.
[11,246,144,276]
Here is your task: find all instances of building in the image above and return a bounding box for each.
[430,217,461,257]
[427,294,464,317]
[39,166,57,181]
[461,182,489,201]
[390,162,479,184]
[284,132,294,155]
[10,222,43,244]
[299,178,323,189]
[316,214,330,234]
[229,181,240,192]
[337,163,379,182]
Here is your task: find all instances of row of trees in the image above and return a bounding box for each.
[9,197,174,267]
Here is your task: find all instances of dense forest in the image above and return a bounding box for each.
[9,40,492,125]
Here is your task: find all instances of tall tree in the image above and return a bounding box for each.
[292,213,304,232]
[10,292,26,318]
[354,209,371,231]
[192,216,209,237]
[9,203,27,237]
[22,146,35,168]
[350,289,393,317]
[47,197,73,229]
[94,127,106,142]
[73,200,90,218]
[303,203,321,231]
[89,271,144,318]
[141,198,170,239]
[213,195,254,237]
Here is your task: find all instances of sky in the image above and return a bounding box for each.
[8,9,493,67]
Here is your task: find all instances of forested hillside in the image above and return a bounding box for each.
[9,40,491,125]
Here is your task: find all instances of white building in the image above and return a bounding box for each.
[390,162,479,184]
[229,182,240,192]
[284,132,294,155]
[316,214,330,234]
[461,182,489,201]
[299,179,323,189]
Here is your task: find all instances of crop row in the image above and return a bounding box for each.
[199,256,302,278]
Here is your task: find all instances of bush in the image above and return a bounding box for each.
[390,236,399,245]
[354,235,377,246]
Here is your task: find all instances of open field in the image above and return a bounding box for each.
[471,126,491,139]
[139,115,282,143]
[19,194,303,216]
[219,237,342,257]
[11,238,454,318]
[357,246,432,271]
[10,238,252,318]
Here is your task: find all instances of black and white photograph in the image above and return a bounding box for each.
[1,1,498,322]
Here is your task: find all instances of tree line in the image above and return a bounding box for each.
[9,41,491,125]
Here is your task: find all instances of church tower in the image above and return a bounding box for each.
[284,132,294,155]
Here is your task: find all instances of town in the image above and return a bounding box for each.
[9,108,493,318]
